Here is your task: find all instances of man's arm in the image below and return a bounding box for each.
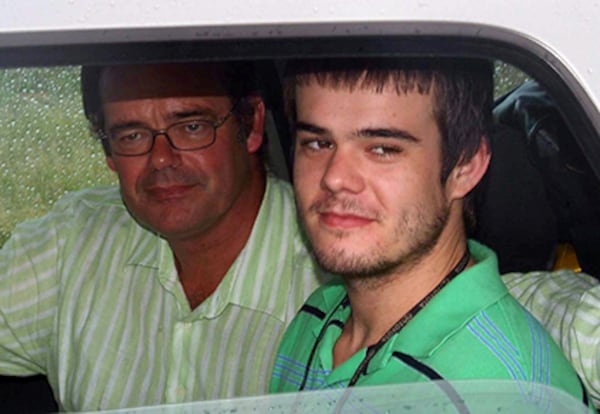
[503,270,600,406]
[0,212,62,376]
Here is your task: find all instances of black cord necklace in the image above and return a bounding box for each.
[298,248,471,391]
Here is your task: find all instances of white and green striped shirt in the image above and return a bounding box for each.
[0,175,325,411]
[504,270,600,408]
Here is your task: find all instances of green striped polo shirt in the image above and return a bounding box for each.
[270,241,586,408]
[0,174,325,411]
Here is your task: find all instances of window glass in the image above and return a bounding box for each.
[0,60,531,248]
[494,61,529,98]
[0,66,116,246]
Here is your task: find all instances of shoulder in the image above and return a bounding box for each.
[5,185,126,243]
[503,269,598,308]
[3,185,136,267]
[503,270,600,404]
[461,293,583,393]
[264,174,295,207]
[468,290,558,352]
[275,282,345,378]
[304,280,346,312]
[282,282,346,336]
[501,269,600,353]
[252,175,298,241]
[46,185,130,229]
[52,185,124,213]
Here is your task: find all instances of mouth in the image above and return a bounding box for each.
[319,211,375,229]
[145,184,196,201]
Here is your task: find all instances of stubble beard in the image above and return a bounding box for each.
[305,200,451,287]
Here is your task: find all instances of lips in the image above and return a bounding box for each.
[144,184,196,201]
[319,211,374,228]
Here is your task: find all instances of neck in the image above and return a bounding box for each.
[170,166,266,309]
[333,214,471,367]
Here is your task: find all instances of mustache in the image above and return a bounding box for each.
[308,195,380,219]
[140,168,206,188]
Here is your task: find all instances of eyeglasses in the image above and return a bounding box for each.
[102,105,237,156]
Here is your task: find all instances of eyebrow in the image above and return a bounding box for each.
[295,121,420,143]
[170,109,218,120]
[357,127,420,142]
[107,121,146,133]
[295,121,327,135]
[107,109,218,132]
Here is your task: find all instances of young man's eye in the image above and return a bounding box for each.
[299,138,333,151]
[370,144,402,157]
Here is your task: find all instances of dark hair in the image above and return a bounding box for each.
[81,61,260,155]
[283,57,493,182]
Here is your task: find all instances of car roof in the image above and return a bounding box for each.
[0,1,597,102]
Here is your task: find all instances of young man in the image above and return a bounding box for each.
[0,62,324,411]
[270,58,586,404]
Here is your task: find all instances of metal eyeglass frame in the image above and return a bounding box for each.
[101,103,238,157]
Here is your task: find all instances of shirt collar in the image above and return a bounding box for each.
[308,241,508,377]
[201,175,299,320]
[126,175,299,321]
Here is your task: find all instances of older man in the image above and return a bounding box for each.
[0,62,324,411]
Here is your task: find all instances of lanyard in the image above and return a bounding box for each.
[298,248,471,391]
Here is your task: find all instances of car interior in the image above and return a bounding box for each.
[1,30,599,412]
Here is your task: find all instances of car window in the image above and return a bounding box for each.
[0,56,596,276]
[494,61,529,98]
[0,31,598,413]
[0,61,529,248]
[0,66,115,247]
[70,379,587,413]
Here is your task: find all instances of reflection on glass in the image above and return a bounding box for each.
[0,62,528,247]
[0,66,116,246]
[75,380,591,414]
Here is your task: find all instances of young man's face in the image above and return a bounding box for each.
[293,81,456,277]
[101,63,263,242]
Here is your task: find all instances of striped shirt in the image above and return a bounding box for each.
[504,270,600,408]
[0,174,325,411]
[271,241,585,407]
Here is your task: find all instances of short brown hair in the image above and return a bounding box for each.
[81,61,260,156]
[284,57,493,181]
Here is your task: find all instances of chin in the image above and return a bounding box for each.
[315,255,398,279]
[313,245,380,274]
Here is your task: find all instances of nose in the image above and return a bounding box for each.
[321,148,365,194]
[148,133,181,170]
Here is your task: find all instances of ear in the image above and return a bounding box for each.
[245,95,266,154]
[445,138,491,200]
[106,156,117,172]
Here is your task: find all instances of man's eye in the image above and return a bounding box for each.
[183,121,209,134]
[299,139,332,151]
[116,131,145,142]
[370,144,402,157]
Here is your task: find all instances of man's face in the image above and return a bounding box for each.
[102,63,263,241]
[293,81,454,278]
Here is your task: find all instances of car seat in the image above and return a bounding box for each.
[473,80,600,277]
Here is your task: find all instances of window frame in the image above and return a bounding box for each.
[1,22,598,179]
